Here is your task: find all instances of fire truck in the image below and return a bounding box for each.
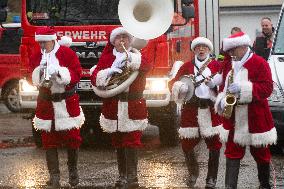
[0,0,220,147]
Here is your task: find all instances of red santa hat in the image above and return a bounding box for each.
[191,37,213,51]
[58,36,72,47]
[35,27,57,41]
[223,32,251,51]
[109,27,133,45]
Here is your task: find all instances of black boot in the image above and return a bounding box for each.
[125,148,139,189]
[115,148,128,189]
[184,150,199,187]
[46,148,60,188]
[257,163,271,189]
[67,148,79,187]
[205,150,220,189]
[225,158,240,189]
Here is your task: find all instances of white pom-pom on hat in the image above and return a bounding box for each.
[58,36,72,47]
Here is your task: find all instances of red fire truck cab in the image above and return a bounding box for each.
[0,0,220,147]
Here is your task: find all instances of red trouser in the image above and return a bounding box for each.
[225,131,271,164]
[111,130,143,148]
[181,135,222,152]
[41,128,82,149]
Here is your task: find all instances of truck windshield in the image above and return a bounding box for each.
[273,12,284,54]
[26,0,120,26]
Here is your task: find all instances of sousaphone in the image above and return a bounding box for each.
[93,0,174,98]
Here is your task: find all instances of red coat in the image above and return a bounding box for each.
[90,44,152,133]
[30,43,85,132]
[169,59,222,139]
[215,53,277,147]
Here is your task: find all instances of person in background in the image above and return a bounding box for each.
[30,27,85,188]
[253,17,274,60]
[215,32,277,189]
[90,27,152,189]
[169,37,222,189]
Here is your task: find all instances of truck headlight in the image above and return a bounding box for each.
[268,82,284,102]
[20,79,38,92]
[145,78,168,91]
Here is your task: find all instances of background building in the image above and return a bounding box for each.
[219,0,283,44]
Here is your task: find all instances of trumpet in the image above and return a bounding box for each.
[41,49,53,88]
[223,60,237,119]
[106,42,132,89]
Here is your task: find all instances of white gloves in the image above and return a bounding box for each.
[48,64,59,76]
[107,67,122,77]
[112,54,128,69]
[220,98,226,111]
[40,57,47,70]
[205,77,215,88]
[228,83,241,94]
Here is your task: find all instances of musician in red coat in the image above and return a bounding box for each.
[30,27,85,187]
[169,37,222,188]
[215,32,277,189]
[90,27,152,188]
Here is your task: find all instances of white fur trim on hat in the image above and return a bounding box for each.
[35,34,57,41]
[223,32,251,51]
[191,37,213,51]
[110,27,133,45]
[58,36,72,47]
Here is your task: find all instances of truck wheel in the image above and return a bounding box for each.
[80,108,111,148]
[149,101,179,146]
[3,81,21,112]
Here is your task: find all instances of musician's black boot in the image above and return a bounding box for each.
[46,148,60,188]
[225,158,240,189]
[184,150,199,188]
[115,148,127,189]
[67,148,79,187]
[257,163,271,189]
[126,148,139,189]
[205,150,220,189]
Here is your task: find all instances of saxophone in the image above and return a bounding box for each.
[223,58,237,119]
[106,42,132,89]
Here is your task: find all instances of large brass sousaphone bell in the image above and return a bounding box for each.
[93,0,174,98]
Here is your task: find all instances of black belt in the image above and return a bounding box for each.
[115,92,143,102]
[184,95,213,109]
[38,87,76,102]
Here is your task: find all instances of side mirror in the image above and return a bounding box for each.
[0,8,7,23]
[182,5,195,20]
[181,0,194,6]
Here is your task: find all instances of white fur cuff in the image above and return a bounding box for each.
[56,67,71,85]
[251,127,277,147]
[178,127,199,139]
[128,49,141,71]
[239,81,252,104]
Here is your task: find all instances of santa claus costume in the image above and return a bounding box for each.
[169,37,222,188]
[30,27,85,187]
[215,32,277,189]
[90,27,152,188]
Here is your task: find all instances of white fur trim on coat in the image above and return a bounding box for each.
[178,127,199,139]
[251,127,277,147]
[197,108,220,137]
[56,66,71,85]
[234,105,251,146]
[33,107,85,132]
[172,81,185,104]
[96,68,111,87]
[239,81,253,104]
[32,66,42,86]
[216,125,229,143]
[128,48,141,70]
[100,101,148,133]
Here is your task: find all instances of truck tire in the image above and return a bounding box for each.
[80,107,111,148]
[148,101,179,146]
[3,81,21,112]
